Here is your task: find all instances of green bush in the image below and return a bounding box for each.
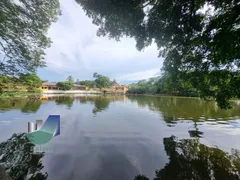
[56,81,73,90]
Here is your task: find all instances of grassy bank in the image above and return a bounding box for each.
[0,91,41,98]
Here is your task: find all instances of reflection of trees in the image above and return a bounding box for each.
[73,95,112,114]
[92,96,110,114]
[128,96,240,122]
[21,100,42,113]
[188,122,204,138]
[70,95,124,114]
[0,133,47,179]
[55,96,74,108]
[0,98,27,112]
[0,98,42,113]
[135,136,240,180]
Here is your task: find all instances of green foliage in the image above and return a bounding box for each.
[156,72,199,97]
[76,0,240,108]
[66,76,74,83]
[0,74,42,91]
[19,74,42,88]
[56,81,73,90]
[93,72,111,89]
[128,78,158,94]
[76,80,96,88]
[76,77,116,88]
[0,0,61,76]
[111,79,118,86]
[182,70,240,108]
[127,74,199,96]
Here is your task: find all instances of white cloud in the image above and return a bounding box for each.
[42,0,163,83]
[117,69,161,81]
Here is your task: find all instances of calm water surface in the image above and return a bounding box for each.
[0,95,240,180]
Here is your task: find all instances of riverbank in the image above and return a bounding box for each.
[0,90,103,98]
[0,91,41,98]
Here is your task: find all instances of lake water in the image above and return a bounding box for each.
[0,95,240,180]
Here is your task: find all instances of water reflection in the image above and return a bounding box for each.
[0,133,46,179]
[0,98,42,114]
[188,122,204,138]
[0,95,240,180]
[91,96,110,114]
[21,100,42,113]
[2,95,240,121]
[55,96,74,108]
[135,136,240,180]
[128,96,240,121]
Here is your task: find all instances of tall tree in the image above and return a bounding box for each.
[76,80,96,88]
[111,79,118,86]
[93,72,111,89]
[0,0,61,76]
[66,76,74,83]
[56,81,73,90]
[19,74,42,88]
[76,0,240,108]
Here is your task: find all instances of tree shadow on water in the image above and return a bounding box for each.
[55,96,74,108]
[21,100,42,113]
[92,96,110,115]
[135,136,240,180]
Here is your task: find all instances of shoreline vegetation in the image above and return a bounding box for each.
[0,92,236,104]
[1,91,239,102]
[1,73,239,105]
[0,91,41,98]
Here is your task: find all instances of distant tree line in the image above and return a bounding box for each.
[127,72,199,97]
[74,73,118,89]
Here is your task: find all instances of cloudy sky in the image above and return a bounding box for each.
[37,0,163,84]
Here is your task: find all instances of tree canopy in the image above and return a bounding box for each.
[76,80,96,88]
[0,0,61,76]
[19,73,42,88]
[76,0,240,108]
[56,81,73,90]
[66,76,74,83]
[127,74,199,97]
[93,72,111,89]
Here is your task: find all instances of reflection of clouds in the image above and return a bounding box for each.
[204,119,240,135]
[173,119,240,136]
[165,119,240,151]
[44,134,165,180]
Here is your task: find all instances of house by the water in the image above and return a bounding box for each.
[41,83,87,90]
